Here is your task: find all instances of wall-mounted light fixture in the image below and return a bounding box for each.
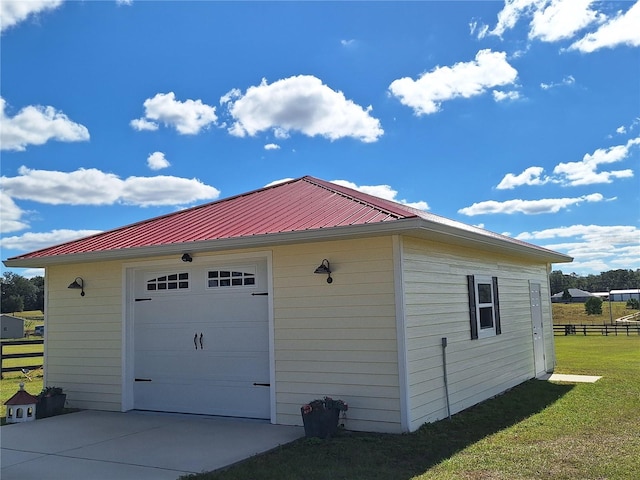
[181,253,193,262]
[68,277,85,296]
[314,259,333,283]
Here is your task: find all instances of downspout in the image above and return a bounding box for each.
[441,337,451,420]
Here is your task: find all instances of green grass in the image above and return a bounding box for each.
[181,336,640,480]
[552,301,635,325]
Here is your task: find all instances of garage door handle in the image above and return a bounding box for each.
[251,292,268,296]
[199,333,203,349]
[194,333,198,350]
[135,378,152,382]
[253,383,270,387]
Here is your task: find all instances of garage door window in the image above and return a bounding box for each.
[147,272,189,291]
[208,268,256,288]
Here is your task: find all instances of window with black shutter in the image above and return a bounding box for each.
[468,275,501,339]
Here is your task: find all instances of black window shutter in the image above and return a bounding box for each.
[467,275,478,339]
[493,276,501,335]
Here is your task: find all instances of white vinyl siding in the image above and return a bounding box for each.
[271,236,402,433]
[45,262,124,411]
[41,232,556,435]
[401,236,553,431]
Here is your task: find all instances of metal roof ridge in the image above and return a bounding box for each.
[301,176,419,219]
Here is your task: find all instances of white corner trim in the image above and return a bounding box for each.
[265,251,277,425]
[392,235,410,432]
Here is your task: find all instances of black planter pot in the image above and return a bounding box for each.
[36,394,66,419]
[301,408,340,439]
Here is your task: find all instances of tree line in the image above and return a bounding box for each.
[549,269,640,295]
[1,272,45,313]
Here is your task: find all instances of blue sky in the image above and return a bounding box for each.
[1,0,639,278]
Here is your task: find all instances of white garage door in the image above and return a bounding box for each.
[133,260,270,419]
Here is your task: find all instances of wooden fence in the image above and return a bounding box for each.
[553,324,640,336]
[0,339,44,379]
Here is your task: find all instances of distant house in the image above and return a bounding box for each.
[551,288,596,303]
[1,314,24,339]
[610,289,640,302]
[3,176,572,433]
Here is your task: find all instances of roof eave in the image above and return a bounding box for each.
[3,217,572,268]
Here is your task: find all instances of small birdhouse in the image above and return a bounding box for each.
[4,383,38,423]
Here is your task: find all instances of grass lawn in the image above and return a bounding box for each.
[181,336,639,480]
[552,301,636,325]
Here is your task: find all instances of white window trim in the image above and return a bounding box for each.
[474,275,497,339]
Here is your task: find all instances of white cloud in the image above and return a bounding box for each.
[492,90,521,102]
[388,49,518,116]
[131,92,217,135]
[147,151,170,170]
[264,143,280,150]
[553,137,639,186]
[1,229,103,252]
[1,166,220,207]
[0,192,29,232]
[263,178,293,188]
[0,97,89,151]
[569,1,640,52]
[529,0,603,42]
[130,117,158,131]
[469,20,489,38]
[496,166,549,189]
[224,75,383,143]
[116,0,133,5]
[616,126,626,134]
[486,0,540,39]
[119,176,220,206]
[497,137,639,189]
[485,0,640,54]
[486,0,603,42]
[516,224,640,272]
[540,75,575,90]
[0,0,62,33]
[15,268,45,279]
[331,180,430,211]
[458,193,604,215]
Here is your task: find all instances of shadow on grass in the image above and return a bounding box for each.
[182,379,574,480]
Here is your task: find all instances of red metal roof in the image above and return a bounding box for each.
[5,175,569,263]
[7,176,420,260]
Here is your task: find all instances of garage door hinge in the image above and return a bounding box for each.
[251,292,268,296]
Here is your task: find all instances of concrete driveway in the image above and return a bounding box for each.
[1,410,304,480]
